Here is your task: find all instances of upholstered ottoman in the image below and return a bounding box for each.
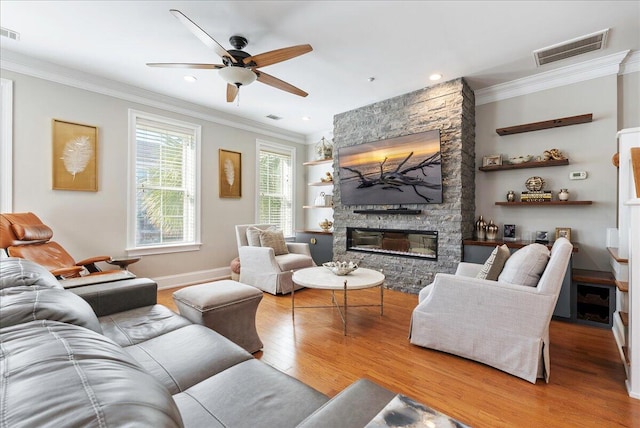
[172,280,263,353]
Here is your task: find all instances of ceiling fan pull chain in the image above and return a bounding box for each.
[237,89,241,107]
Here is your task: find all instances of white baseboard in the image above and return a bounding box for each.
[152,267,231,290]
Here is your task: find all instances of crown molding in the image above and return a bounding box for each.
[476,50,632,106]
[620,49,640,75]
[0,50,306,144]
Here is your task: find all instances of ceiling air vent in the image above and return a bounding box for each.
[533,29,609,67]
[266,114,283,121]
[0,27,20,41]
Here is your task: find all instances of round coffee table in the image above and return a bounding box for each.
[291,266,385,335]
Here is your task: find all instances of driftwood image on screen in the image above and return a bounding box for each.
[338,130,442,205]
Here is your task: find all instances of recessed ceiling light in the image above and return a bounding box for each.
[367,77,376,82]
[184,75,197,82]
[429,73,442,81]
[302,116,311,121]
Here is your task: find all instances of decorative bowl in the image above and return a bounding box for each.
[508,155,533,164]
[323,261,358,276]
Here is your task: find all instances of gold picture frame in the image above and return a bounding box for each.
[482,154,502,167]
[52,119,98,191]
[219,149,242,198]
[555,227,572,241]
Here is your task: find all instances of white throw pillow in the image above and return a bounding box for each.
[498,243,550,287]
[476,244,510,281]
[246,226,263,247]
[259,228,289,256]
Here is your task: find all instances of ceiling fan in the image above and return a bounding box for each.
[147,9,313,103]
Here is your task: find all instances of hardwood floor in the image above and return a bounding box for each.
[158,285,639,427]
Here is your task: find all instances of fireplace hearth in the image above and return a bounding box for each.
[347,227,438,260]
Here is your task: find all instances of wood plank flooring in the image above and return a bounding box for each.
[158,285,640,427]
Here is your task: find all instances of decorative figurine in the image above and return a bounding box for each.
[320,171,333,182]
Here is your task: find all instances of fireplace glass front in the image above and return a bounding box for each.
[347,227,438,260]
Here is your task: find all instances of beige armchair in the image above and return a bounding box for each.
[235,224,315,295]
[409,238,573,383]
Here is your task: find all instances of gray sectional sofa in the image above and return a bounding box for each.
[0,258,397,427]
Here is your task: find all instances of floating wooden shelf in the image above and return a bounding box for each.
[606,247,629,264]
[479,158,569,172]
[616,280,629,292]
[620,311,629,327]
[303,158,333,166]
[495,200,592,206]
[496,113,592,136]
[308,181,333,186]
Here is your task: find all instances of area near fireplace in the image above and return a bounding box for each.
[331,78,476,293]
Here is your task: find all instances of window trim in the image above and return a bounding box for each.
[255,139,296,238]
[0,78,13,213]
[127,109,202,256]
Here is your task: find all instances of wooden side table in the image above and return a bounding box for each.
[107,256,140,271]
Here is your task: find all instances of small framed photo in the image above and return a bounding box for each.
[535,230,549,243]
[482,155,502,167]
[504,224,516,241]
[555,227,572,241]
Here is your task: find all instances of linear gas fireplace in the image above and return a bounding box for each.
[346,227,438,260]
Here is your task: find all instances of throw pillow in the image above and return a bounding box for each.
[246,226,263,247]
[259,228,289,256]
[498,243,550,287]
[476,244,510,281]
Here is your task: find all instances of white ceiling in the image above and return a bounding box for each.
[1,1,638,140]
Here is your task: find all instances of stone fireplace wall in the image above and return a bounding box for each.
[332,78,475,294]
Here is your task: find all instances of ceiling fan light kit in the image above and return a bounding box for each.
[219,66,257,87]
[148,9,312,103]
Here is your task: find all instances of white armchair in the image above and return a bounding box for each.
[235,224,315,295]
[409,238,573,383]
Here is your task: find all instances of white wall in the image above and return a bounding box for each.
[3,70,307,284]
[619,71,640,129]
[475,75,618,270]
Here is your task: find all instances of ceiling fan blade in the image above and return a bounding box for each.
[243,44,312,68]
[227,84,239,103]
[146,63,224,69]
[169,9,236,63]
[255,71,308,97]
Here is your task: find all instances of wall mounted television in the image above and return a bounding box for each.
[338,130,442,205]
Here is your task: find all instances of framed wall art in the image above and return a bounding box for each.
[482,154,502,167]
[52,119,98,191]
[219,149,241,198]
[555,227,572,241]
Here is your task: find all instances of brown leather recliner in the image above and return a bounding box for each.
[0,212,112,278]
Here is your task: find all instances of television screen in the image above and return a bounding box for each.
[338,130,442,205]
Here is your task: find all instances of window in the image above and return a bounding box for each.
[257,141,295,237]
[128,110,201,255]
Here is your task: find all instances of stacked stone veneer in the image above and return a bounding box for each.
[332,78,475,294]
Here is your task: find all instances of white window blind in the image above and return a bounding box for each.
[130,112,199,252]
[258,144,294,237]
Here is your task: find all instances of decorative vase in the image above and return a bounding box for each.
[486,220,499,240]
[475,215,487,240]
[506,190,515,202]
[558,188,570,201]
[525,176,545,192]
